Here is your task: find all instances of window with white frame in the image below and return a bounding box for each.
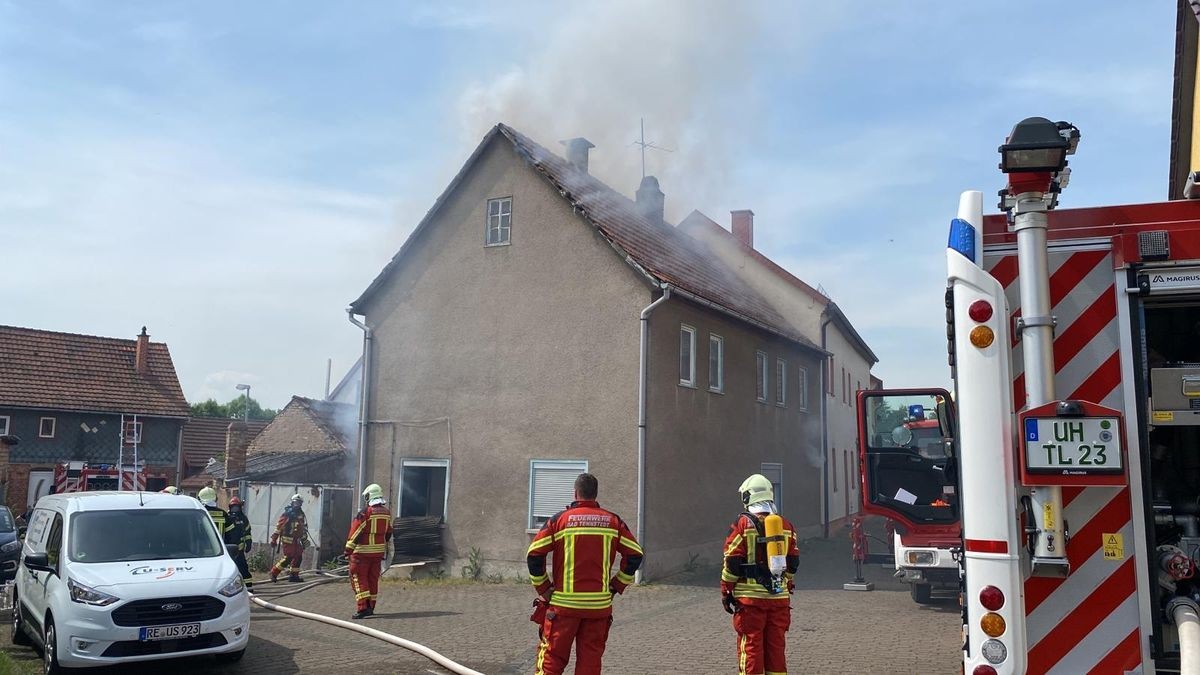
[0,416,8,436]
[400,458,450,519]
[709,334,724,393]
[39,417,56,439]
[760,462,783,512]
[679,325,696,387]
[486,197,512,246]
[529,460,588,530]
[776,358,787,406]
[797,367,809,412]
[756,351,768,402]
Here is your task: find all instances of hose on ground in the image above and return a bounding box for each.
[249,593,484,675]
[1171,597,1200,675]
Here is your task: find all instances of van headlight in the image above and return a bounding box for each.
[0,540,20,554]
[67,578,119,607]
[218,575,245,598]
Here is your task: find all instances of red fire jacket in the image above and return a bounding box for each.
[721,511,800,606]
[345,504,393,556]
[526,500,643,617]
[272,508,309,547]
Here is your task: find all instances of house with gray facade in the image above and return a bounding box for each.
[349,124,872,578]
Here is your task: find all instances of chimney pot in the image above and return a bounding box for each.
[560,137,595,173]
[134,326,150,374]
[224,421,252,484]
[731,210,754,249]
[636,176,666,226]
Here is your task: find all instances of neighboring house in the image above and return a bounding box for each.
[0,325,190,510]
[349,123,840,578]
[178,417,269,492]
[326,357,363,407]
[679,211,879,528]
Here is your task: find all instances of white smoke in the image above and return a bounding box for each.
[457,0,807,222]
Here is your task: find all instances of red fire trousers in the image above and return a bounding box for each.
[270,543,304,578]
[733,603,791,675]
[349,553,384,612]
[534,611,612,675]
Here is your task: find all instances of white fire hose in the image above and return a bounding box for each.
[1170,597,1200,675]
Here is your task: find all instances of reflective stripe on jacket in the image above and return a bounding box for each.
[526,500,643,617]
[274,509,309,545]
[205,506,232,540]
[346,505,393,555]
[720,512,800,604]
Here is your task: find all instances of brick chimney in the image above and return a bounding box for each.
[636,176,665,226]
[560,137,595,173]
[134,326,149,374]
[224,421,251,483]
[731,210,754,249]
[0,435,16,510]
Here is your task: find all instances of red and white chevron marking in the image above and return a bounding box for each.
[987,246,1142,675]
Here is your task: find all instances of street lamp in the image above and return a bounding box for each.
[235,384,251,423]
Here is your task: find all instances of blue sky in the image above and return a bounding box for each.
[0,1,1176,407]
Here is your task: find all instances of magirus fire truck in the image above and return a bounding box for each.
[859,116,1200,674]
[52,460,148,493]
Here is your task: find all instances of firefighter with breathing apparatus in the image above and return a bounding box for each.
[345,483,393,619]
[226,497,254,587]
[721,473,800,675]
[198,486,234,547]
[269,494,310,583]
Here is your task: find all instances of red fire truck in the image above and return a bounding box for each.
[859,118,1200,673]
[53,461,147,493]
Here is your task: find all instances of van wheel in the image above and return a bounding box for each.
[11,591,31,646]
[215,648,246,663]
[42,619,69,674]
[910,583,933,604]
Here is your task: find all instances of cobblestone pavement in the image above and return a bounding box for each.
[0,523,961,674]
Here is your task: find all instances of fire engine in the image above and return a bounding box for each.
[52,461,147,493]
[858,116,1200,673]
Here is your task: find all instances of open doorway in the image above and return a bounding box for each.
[399,459,449,519]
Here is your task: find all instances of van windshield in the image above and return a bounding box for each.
[68,509,223,563]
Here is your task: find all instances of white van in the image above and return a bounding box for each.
[11,492,250,672]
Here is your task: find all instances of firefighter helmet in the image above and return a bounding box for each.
[229,497,243,508]
[197,486,218,507]
[289,494,303,505]
[161,486,180,495]
[738,474,774,507]
[363,483,383,501]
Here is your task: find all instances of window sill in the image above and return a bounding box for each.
[526,528,541,535]
[678,382,697,389]
[756,398,768,404]
[775,403,786,408]
[798,407,809,413]
[485,242,511,248]
[708,388,724,395]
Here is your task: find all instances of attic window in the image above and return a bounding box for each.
[486,197,512,246]
[39,417,56,439]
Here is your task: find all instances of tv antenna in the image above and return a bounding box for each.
[632,118,673,178]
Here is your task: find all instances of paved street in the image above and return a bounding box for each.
[1,526,961,674]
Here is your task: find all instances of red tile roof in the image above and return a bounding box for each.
[0,325,190,417]
[181,417,270,468]
[352,124,822,352]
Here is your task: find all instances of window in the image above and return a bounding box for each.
[486,197,512,246]
[761,463,783,512]
[827,357,834,396]
[39,417,56,439]
[679,325,697,387]
[832,447,838,491]
[529,460,588,530]
[797,368,809,412]
[0,416,8,436]
[69,509,222,563]
[45,514,63,570]
[756,351,768,402]
[775,359,787,406]
[122,420,143,445]
[844,450,851,492]
[709,334,724,393]
[401,458,450,519]
[841,367,847,405]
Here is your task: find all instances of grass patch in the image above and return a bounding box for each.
[0,648,41,674]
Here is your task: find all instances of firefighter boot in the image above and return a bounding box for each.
[352,608,373,620]
[288,574,303,583]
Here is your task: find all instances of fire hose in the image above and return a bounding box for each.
[247,566,485,675]
[1169,597,1200,675]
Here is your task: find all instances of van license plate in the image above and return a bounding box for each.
[139,623,201,641]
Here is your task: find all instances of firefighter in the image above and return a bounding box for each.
[345,483,393,619]
[269,494,309,583]
[526,473,642,675]
[721,474,800,675]
[161,486,180,495]
[198,487,233,544]
[226,497,254,587]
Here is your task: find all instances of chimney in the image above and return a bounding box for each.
[134,326,149,374]
[0,435,16,510]
[560,137,595,173]
[636,176,665,226]
[731,210,754,249]
[224,421,251,484]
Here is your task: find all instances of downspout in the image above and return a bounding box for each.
[820,314,833,539]
[347,308,372,502]
[637,284,671,583]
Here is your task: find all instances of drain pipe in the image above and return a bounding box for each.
[820,313,833,538]
[1170,597,1200,675]
[249,594,484,675]
[347,308,373,501]
[636,284,671,583]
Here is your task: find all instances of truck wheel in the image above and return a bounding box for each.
[910,583,933,604]
[10,591,30,646]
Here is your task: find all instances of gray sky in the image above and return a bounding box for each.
[0,1,1175,407]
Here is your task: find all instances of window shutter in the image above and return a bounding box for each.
[531,461,587,526]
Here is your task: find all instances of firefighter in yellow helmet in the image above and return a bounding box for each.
[345,483,393,618]
[198,487,234,550]
[721,474,800,675]
[160,485,180,495]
